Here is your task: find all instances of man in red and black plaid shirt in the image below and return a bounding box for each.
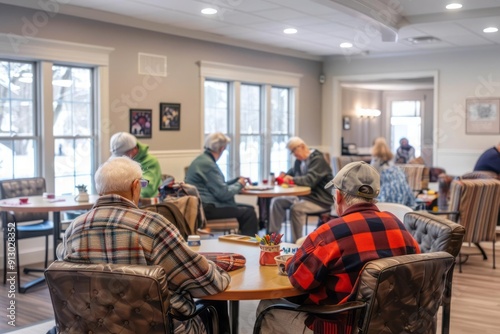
[257,161,420,333]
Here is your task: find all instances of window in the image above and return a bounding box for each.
[0,36,110,195]
[53,65,95,195]
[200,61,300,182]
[390,100,421,157]
[0,60,37,179]
[204,80,230,177]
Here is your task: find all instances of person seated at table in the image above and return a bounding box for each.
[371,137,415,207]
[59,157,231,334]
[257,161,420,333]
[473,142,500,174]
[395,137,416,164]
[185,132,258,236]
[268,137,333,243]
[109,132,162,198]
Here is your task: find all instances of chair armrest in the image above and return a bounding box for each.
[169,303,219,334]
[296,301,366,315]
[427,211,459,216]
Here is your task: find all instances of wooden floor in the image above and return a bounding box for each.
[1,242,499,334]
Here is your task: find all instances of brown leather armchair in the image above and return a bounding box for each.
[404,211,465,334]
[254,252,454,334]
[45,261,219,334]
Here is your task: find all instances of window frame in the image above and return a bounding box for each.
[0,33,112,193]
[200,61,301,180]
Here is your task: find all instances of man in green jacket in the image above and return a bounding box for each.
[109,132,162,198]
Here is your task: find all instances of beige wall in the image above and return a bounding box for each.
[0,4,323,153]
[341,87,382,149]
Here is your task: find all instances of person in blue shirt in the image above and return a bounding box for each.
[473,143,500,174]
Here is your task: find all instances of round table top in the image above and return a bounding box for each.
[240,185,311,198]
[0,195,99,212]
[195,239,303,301]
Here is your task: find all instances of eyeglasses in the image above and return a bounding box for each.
[139,179,149,188]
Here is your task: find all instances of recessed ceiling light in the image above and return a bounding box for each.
[283,28,297,34]
[483,27,499,33]
[405,36,441,44]
[201,8,217,15]
[446,3,463,10]
[340,42,353,48]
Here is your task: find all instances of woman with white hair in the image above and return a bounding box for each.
[185,132,259,236]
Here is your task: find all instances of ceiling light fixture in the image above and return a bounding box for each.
[283,28,297,34]
[446,3,463,10]
[483,27,499,33]
[201,8,217,15]
[340,42,353,48]
[406,36,441,44]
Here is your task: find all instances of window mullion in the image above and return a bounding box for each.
[263,84,272,178]
[232,81,241,179]
[40,61,55,191]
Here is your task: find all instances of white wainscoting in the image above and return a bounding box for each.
[151,149,202,181]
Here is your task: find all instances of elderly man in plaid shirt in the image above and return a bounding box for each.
[59,157,231,334]
[257,161,420,333]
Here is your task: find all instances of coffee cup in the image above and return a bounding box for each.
[19,197,29,204]
[274,254,293,275]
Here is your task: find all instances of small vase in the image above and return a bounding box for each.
[74,191,89,202]
[259,244,281,266]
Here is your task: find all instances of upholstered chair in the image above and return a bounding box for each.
[404,211,465,334]
[0,177,54,293]
[45,261,219,334]
[254,252,454,334]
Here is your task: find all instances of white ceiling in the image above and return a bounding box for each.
[3,0,500,60]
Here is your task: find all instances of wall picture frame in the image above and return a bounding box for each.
[129,109,152,138]
[465,98,500,134]
[160,103,181,131]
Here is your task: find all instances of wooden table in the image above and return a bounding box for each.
[241,185,311,198]
[240,185,311,232]
[0,195,98,292]
[195,239,303,334]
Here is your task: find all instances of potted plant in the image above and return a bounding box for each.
[75,184,89,202]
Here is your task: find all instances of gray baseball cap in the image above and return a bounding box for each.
[324,161,380,199]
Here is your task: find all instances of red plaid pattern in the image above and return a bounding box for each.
[287,202,420,306]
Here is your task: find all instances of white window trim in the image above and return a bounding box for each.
[0,33,113,190]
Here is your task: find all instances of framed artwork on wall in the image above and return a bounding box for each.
[129,109,152,138]
[465,98,500,134]
[159,103,181,131]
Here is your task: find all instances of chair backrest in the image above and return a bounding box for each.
[0,177,49,222]
[376,202,413,222]
[355,252,454,333]
[398,164,427,195]
[448,179,500,243]
[404,211,465,257]
[45,261,170,334]
[143,202,191,240]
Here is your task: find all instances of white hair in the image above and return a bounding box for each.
[95,157,142,194]
[204,132,231,152]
